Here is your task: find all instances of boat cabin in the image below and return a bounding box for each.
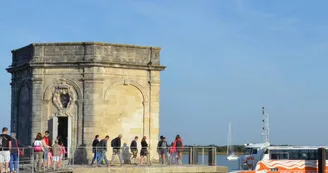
[238,145,328,172]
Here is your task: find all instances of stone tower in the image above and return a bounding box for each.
[7,42,165,161]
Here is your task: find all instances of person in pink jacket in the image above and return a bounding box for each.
[58,141,67,168]
[172,135,184,164]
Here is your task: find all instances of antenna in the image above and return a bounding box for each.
[262,107,270,144]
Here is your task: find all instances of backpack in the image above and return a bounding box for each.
[176,140,183,148]
[161,141,167,149]
[34,140,42,152]
[111,138,116,147]
[0,135,8,150]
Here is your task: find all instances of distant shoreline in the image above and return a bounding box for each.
[182,151,244,155]
[184,145,245,154]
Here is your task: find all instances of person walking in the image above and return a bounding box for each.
[90,135,99,165]
[157,136,169,164]
[58,141,66,168]
[139,136,150,166]
[157,136,164,164]
[52,140,61,171]
[43,130,50,169]
[130,136,138,165]
[0,127,12,173]
[10,133,20,173]
[173,135,184,165]
[33,132,49,172]
[110,134,123,166]
[122,143,131,164]
[97,135,110,167]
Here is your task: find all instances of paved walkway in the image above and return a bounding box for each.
[13,164,228,173]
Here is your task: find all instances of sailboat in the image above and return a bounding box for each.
[227,122,239,160]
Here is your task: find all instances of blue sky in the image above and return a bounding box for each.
[1,0,328,146]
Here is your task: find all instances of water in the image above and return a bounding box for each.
[182,154,239,171]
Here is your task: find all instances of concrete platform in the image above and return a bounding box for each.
[13,164,228,173]
[72,165,228,173]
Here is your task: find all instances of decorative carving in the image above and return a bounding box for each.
[52,81,74,116]
[123,78,130,85]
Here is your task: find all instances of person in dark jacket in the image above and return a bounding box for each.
[140,136,150,166]
[97,135,110,167]
[110,134,123,166]
[90,135,99,165]
[157,136,169,164]
[157,136,164,163]
[130,136,138,165]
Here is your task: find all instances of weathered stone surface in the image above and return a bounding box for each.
[7,42,166,161]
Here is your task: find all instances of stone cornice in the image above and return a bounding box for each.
[12,42,161,52]
[7,62,166,72]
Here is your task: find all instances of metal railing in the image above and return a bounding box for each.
[2,146,218,172]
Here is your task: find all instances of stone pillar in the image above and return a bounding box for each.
[10,81,16,132]
[149,71,161,161]
[77,100,84,146]
[82,77,95,148]
[30,74,43,144]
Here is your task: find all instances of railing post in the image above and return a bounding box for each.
[188,147,192,164]
[202,148,204,165]
[318,148,326,173]
[208,147,216,166]
[193,147,198,165]
[188,147,198,165]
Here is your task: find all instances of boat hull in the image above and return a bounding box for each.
[233,160,328,173]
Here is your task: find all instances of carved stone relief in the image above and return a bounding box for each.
[52,81,74,117]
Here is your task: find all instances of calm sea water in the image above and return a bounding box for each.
[182,154,239,171]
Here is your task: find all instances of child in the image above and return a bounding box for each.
[47,148,53,168]
[52,140,61,170]
[169,142,177,165]
[122,143,131,164]
[59,141,67,168]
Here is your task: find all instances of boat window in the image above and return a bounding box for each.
[244,148,252,155]
[252,149,258,154]
[289,150,299,160]
[271,149,318,160]
[299,150,308,160]
[270,150,289,160]
[308,150,317,160]
[264,149,269,154]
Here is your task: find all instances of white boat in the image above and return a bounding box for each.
[231,107,328,173]
[227,122,239,160]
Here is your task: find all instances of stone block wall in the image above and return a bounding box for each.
[7,42,165,161]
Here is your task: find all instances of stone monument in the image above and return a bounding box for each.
[7,42,166,161]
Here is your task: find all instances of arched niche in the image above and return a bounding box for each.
[42,79,83,155]
[16,82,32,146]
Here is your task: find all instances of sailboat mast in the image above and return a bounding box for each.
[262,107,270,144]
[227,122,231,155]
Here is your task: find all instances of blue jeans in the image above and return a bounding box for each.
[10,152,18,172]
[97,151,108,165]
[44,148,49,162]
[91,150,97,165]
